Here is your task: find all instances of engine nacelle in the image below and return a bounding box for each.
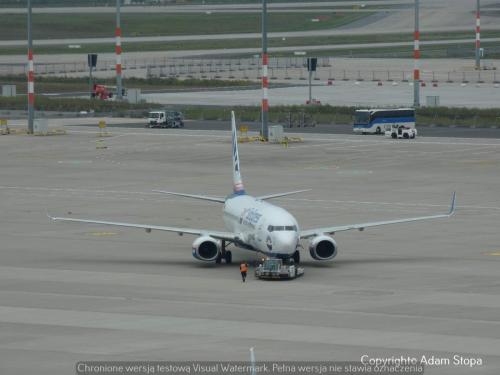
[309,235,338,261]
[192,236,221,262]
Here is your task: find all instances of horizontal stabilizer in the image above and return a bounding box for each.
[153,190,225,203]
[257,189,311,201]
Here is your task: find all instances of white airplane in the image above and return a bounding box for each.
[50,111,456,265]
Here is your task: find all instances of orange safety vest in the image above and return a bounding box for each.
[240,263,248,273]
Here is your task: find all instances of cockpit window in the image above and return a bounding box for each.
[268,225,297,232]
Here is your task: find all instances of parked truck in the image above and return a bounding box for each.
[147,110,184,128]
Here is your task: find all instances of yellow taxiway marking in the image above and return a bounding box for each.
[88,232,117,237]
[485,251,500,256]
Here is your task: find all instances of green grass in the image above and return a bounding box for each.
[0,76,256,94]
[0,12,370,41]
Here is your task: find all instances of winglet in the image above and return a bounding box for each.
[231,111,245,195]
[448,191,456,216]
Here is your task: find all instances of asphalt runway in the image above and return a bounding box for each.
[1,125,500,374]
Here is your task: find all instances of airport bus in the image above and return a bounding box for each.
[353,108,416,134]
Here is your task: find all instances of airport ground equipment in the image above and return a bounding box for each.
[0,119,10,135]
[147,110,184,128]
[385,124,417,139]
[92,84,113,100]
[255,258,304,280]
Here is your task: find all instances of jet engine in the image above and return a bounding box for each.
[309,235,338,260]
[192,236,221,262]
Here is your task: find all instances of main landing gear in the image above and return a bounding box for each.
[216,240,232,264]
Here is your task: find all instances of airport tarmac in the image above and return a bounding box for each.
[1,125,500,374]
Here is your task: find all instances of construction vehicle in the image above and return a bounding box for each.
[91,84,114,100]
[385,124,417,139]
[255,257,304,280]
[147,110,184,128]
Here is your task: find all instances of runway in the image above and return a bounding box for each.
[0,126,499,374]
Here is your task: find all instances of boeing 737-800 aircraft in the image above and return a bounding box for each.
[50,111,455,264]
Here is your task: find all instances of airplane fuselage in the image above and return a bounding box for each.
[223,194,300,257]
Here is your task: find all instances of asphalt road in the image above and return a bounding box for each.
[85,120,500,139]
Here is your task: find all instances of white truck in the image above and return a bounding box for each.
[385,124,417,139]
[147,110,184,128]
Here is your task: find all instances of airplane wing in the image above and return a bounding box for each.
[48,213,237,241]
[257,189,311,201]
[300,192,456,239]
[153,190,225,203]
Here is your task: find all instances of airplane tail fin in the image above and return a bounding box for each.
[231,111,246,195]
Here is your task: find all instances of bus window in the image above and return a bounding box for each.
[354,111,370,124]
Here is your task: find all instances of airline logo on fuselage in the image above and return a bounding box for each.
[239,208,262,228]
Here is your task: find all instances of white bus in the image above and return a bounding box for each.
[353,108,416,134]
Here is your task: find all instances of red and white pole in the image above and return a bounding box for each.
[475,0,481,70]
[261,0,268,140]
[27,0,34,133]
[28,49,35,111]
[413,0,420,107]
[262,52,269,115]
[116,0,123,99]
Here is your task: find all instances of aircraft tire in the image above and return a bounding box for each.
[215,253,222,264]
[293,250,300,264]
[224,250,232,264]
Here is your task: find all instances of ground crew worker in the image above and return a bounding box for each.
[240,262,249,282]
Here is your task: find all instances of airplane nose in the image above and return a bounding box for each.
[274,233,298,252]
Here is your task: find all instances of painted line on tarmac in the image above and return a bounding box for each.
[484,251,500,256]
[88,232,118,237]
[1,185,499,212]
[1,306,500,356]
[67,128,500,146]
[68,129,229,138]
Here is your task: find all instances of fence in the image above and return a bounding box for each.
[1,56,498,84]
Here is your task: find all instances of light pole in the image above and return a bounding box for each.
[116,0,123,99]
[27,0,34,133]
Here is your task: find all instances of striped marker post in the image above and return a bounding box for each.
[115,0,123,100]
[27,0,34,133]
[262,53,269,121]
[413,0,420,108]
[261,0,268,140]
[475,0,481,70]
